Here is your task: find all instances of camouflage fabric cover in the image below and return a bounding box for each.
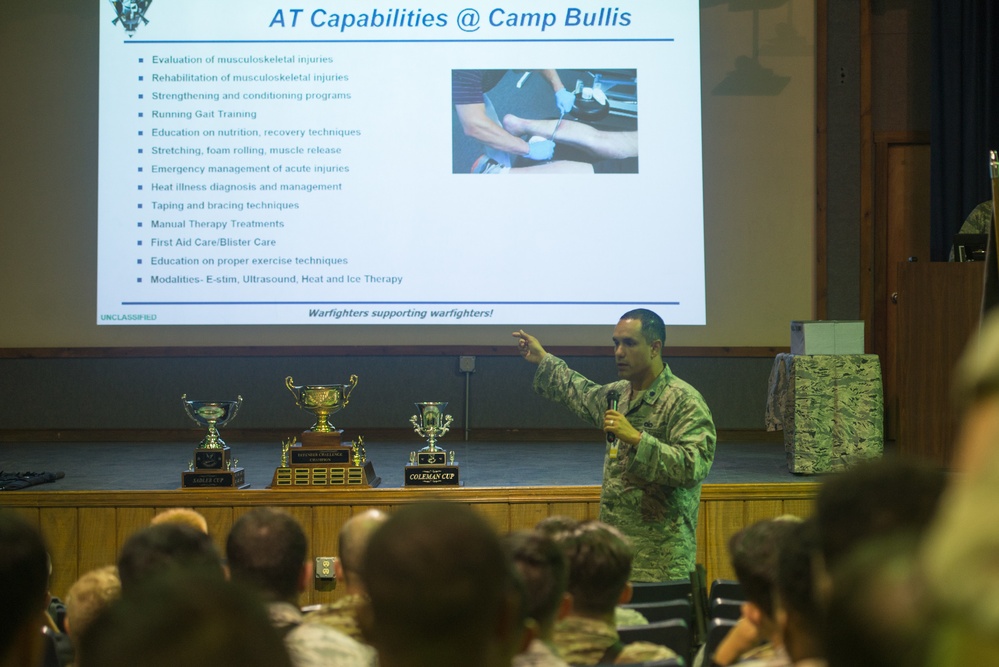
[766,353,884,474]
[533,355,716,581]
[958,200,995,235]
[553,615,678,665]
[302,594,366,643]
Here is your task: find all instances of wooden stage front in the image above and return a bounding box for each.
[2,482,818,606]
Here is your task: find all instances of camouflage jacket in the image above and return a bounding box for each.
[514,638,571,667]
[302,593,366,644]
[269,602,374,667]
[534,355,716,581]
[553,615,678,665]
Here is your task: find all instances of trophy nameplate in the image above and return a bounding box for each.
[181,396,249,489]
[289,448,352,465]
[404,464,460,487]
[407,402,461,486]
[183,468,247,489]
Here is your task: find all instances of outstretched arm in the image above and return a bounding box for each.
[512,330,548,364]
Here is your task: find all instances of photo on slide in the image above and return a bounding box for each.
[451,69,638,174]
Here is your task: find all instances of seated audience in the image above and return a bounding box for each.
[359,501,524,667]
[304,509,388,643]
[149,507,209,533]
[773,519,825,667]
[707,516,801,667]
[823,534,930,667]
[226,507,373,667]
[63,566,121,665]
[504,530,572,667]
[551,520,677,665]
[75,572,292,667]
[116,522,225,593]
[0,511,50,667]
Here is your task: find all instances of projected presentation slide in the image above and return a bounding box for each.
[97,1,705,326]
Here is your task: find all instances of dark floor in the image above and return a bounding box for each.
[0,439,807,491]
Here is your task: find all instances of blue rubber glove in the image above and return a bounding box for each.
[525,139,555,161]
[555,88,575,114]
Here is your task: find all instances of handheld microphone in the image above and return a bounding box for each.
[606,390,619,444]
[606,390,620,459]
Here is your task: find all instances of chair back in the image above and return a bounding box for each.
[709,597,742,621]
[708,578,744,601]
[618,618,690,667]
[629,579,692,604]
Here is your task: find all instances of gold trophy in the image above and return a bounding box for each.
[270,375,379,488]
[285,375,357,441]
[180,395,248,489]
[406,402,460,486]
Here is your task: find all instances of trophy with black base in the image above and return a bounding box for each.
[405,402,460,486]
[180,395,248,489]
[270,375,380,488]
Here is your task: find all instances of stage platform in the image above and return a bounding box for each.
[0,438,810,490]
[0,436,822,607]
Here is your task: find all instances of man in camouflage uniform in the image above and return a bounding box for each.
[514,309,716,581]
[304,509,388,643]
[226,508,374,667]
[551,521,679,664]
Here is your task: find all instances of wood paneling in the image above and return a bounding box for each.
[1,483,817,603]
[896,262,984,466]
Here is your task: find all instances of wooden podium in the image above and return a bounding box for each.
[895,261,983,467]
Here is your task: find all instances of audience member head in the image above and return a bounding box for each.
[728,516,802,626]
[774,518,823,663]
[116,522,224,593]
[76,572,292,667]
[336,509,388,594]
[534,515,580,539]
[226,507,308,604]
[815,456,946,573]
[555,520,633,619]
[0,511,49,667]
[150,507,209,534]
[65,566,121,640]
[359,501,521,667]
[823,534,932,667]
[503,530,569,639]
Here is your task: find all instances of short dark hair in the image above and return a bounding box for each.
[729,517,802,618]
[556,521,632,616]
[76,572,292,667]
[117,523,224,593]
[503,531,568,630]
[775,518,821,633]
[816,457,946,570]
[534,515,580,539]
[362,502,513,660]
[619,308,666,349]
[0,511,49,659]
[226,508,307,602]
